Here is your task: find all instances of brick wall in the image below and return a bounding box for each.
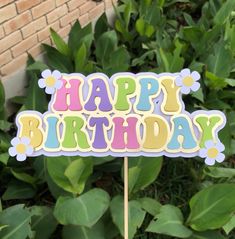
[0,0,116,79]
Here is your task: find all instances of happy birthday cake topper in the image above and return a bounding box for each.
[9,69,226,165]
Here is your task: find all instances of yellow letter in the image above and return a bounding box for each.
[143,116,169,151]
[161,78,181,115]
[18,114,44,149]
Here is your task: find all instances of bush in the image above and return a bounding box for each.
[0,0,235,238]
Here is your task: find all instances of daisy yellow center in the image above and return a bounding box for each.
[45,76,56,87]
[207,148,219,158]
[16,144,26,154]
[183,76,194,87]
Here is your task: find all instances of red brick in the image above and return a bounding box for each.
[0,26,5,39]
[68,0,86,11]
[78,13,89,27]
[0,0,14,8]
[42,38,52,46]
[56,0,69,6]
[3,11,32,35]
[16,0,41,13]
[1,53,28,76]
[11,35,38,57]
[38,22,60,42]
[60,8,80,27]
[28,44,43,58]
[0,50,12,67]
[0,4,17,24]
[21,16,47,38]
[47,4,68,24]
[89,2,104,20]
[32,0,55,19]
[0,31,22,54]
[79,1,96,15]
[57,24,71,38]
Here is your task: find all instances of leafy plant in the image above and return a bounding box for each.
[0,0,235,238]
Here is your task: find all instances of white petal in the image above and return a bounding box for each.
[216,153,225,163]
[21,137,30,145]
[215,142,225,152]
[205,140,214,149]
[38,79,46,88]
[191,71,200,81]
[199,148,207,158]
[16,154,27,161]
[181,86,190,94]
[175,77,183,87]
[52,70,62,79]
[191,82,200,92]
[45,87,55,94]
[9,147,17,156]
[205,157,215,166]
[41,69,51,78]
[26,146,34,155]
[180,69,190,77]
[11,137,20,146]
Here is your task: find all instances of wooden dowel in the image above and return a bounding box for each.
[124,156,129,239]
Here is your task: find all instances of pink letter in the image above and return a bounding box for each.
[53,79,82,111]
[111,117,140,150]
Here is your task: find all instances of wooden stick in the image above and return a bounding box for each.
[124,156,129,239]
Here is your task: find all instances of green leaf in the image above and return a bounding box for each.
[205,71,228,90]
[219,119,231,156]
[157,40,184,72]
[0,152,9,165]
[0,80,5,113]
[54,188,110,227]
[64,158,93,194]
[205,42,233,78]
[136,18,155,37]
[68,21,93,56]
[9,96,26,106]
[192,230,226,239]
[223,215,235,235]
[46,171,72,199]
[50,28,70,56]
[43,44,73,73]
[187,184,235,231]
[93,156,115,165]
[47,156,92,194]
[169,40,185,72]
[225,78,235,87]
[105,47,130,74]
[204,167,235,179]
[75,43,87,72]
[191,88,204,103]
[110,195,146,239]
[62,222,105,239]
[95,31,118,66]
[214,0,235,25]
[138,197,161,216]
[147,205,192,238]
[0,120,12,131]
[2,181,36,200]
[11,169,36,185]
[128,156,162,193]
[25,58,48,113]
[0,205,32,239]
[30,206,58,239]
[182,26,203,51]
[63,214,119,239]
[94,13,109,40]
[26,61,48,72]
